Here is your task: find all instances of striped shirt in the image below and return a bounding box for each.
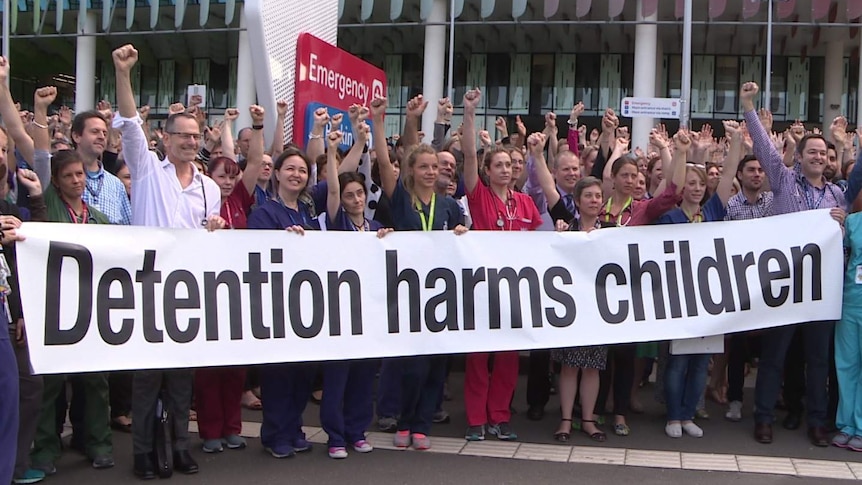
[744,110,845,215]
[725,191,774,221]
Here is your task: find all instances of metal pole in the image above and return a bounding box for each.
[765,0,772,111]
[680,0,692,129]
[446,0,454,99]
[2,0,9,74]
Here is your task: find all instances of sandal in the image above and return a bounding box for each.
[242,390,263,410]
[614,423,630,436]
[111,415,132,433]
[581,420,607,442]
[554,419,572,443]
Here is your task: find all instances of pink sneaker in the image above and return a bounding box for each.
[353,440,373,453]
[411,433,431,450]
[393,431,411,448]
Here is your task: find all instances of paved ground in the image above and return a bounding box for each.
[45,368,862,484]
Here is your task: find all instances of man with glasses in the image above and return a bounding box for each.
[112,44,225,480]
[741,82,845,447]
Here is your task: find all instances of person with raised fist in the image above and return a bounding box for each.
[112,43,224,480]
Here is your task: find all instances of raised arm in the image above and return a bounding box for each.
[270,100,287,158]
[0,58,34,165]
[340,121,369,175]
[241,105,266,196]
[718,120,744,205]
[221,108,238,161]
[306,106,329,162]
[31,86,56,187]
[601,137,628,197]
[112,44,153,176]
[461,89,482,194]
[401,95,427,149]
[668,129,689,195]
[370,98,397,198]
[326,130,344,222]
[741,82,788,191]
[543,112,559,169]
[431,98,453,151]
[527,132,559,209]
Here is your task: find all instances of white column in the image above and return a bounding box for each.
[824,40,844,131]
[235,8,256,132]
[421,0,446,138]
[632,0,657,152]
[858,34,862,128]
[75,12,97,113]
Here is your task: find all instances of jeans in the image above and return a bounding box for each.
[664,353,710,421]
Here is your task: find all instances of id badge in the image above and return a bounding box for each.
[856,265,862,285]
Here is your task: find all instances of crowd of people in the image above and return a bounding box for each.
[0,43,860,484]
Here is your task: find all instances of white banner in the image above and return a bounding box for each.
[16,210,843,374]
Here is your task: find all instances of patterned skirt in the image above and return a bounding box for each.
[551,345,608,370]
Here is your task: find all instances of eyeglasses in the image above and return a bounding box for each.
[168,132,202,141]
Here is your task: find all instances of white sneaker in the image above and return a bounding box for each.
[665,422,682,438]
[328,447,348,459]
[352,440,374,453]
[725,401,742,422]
[682,422,703,438]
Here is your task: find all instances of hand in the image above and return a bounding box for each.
[313,107,330,130]
[758,108,773,132]
[376,227,394,238]
[369,97,387,119]
[0,228,24,243]
[204,122,221,144]
[555,220,570,232]
[527,132,547,157]
[617,126,630,142]
[740,82,759,110]
[569,101,584,123]
[768,131,784,151]
[34,86,57,108]
[649,128,668,149]
[831,116,848,145]
[813,127,822,136]
[248,105,264,125]
[276,99,288,117]
[139,105,150,121]
[722,120,741,139]
[417,130,425,142]
[578,124,587,142]
[831,207,847,226]
[16,169,41,196]
[544,112,558,134]
[589,128,600,145]
[463,89,481,112]
[612,136,630,155]
[406,95,428,118]
[0,56,9,84]
[330,112,344,129]
[355,121,370,145]
[58,105,72,125]
[453,224,468,235]
[695,123,713,149]
[189,94,203,107]
[15,318,25,347]
[788,120,805,145]
[515,115,527,138]
[97,100,113,121]
[205,215,226,232]
[348,104,362,126]
[495,116,508,134]
[224,107,239,121]
[479,130,492,148]
[327,130,343,150]
[112,44,139,72]
[285,225,306,236]
[673,129,692,152]
[168,103,185,116]
[601,108,618,133]
[437,98,453,123]
[0,214,22,232]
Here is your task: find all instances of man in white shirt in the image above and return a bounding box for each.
[112,44,224,480]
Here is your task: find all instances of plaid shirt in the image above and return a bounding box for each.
[725,191,774,221]
[744,110,845,215]
[83,165,132,225]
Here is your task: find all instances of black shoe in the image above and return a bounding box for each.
[173,450,199,475]
[133,453,156,480]
[92,454,115,469]
[782,412,802,430]
[527,406,545,421]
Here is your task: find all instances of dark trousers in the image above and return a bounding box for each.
[376,359,401,419]
[727,332,750,403]
[131,370,193,455]
[259,363,316,449]
[320,360,376,447]
[782,329,806,415]
[0,334,19,485]
[12,329,42,478]
[526,350,551,409]
[397,355,447,436]
[755,322,834,427]
[597,344,636,416]
[109,372,133,419]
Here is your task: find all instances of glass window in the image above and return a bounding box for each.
[767,57,787,118]
[554,54,577,112]
[808,57,824,123]
[575,54,601,115]
[530,54,554,114]
[140,63,158,112]
[691,55,715,119]
[486,54,510,112]
[508,54,531,114]
[452,53,469,107]
[209,60,229,110]
[667,55,681,99]
[786,57,809,122]
[714,56,738,115]
[400,55,423,108]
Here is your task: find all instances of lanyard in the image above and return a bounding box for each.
[415,193,436,231]
[277,197,307,228]
[801,181,827,210]
[86,172,104,202]
[223,198,235,229]
[63,200,89,224]
[683,206,703,223]
[603,196,633,226]
[351,218,370,232]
